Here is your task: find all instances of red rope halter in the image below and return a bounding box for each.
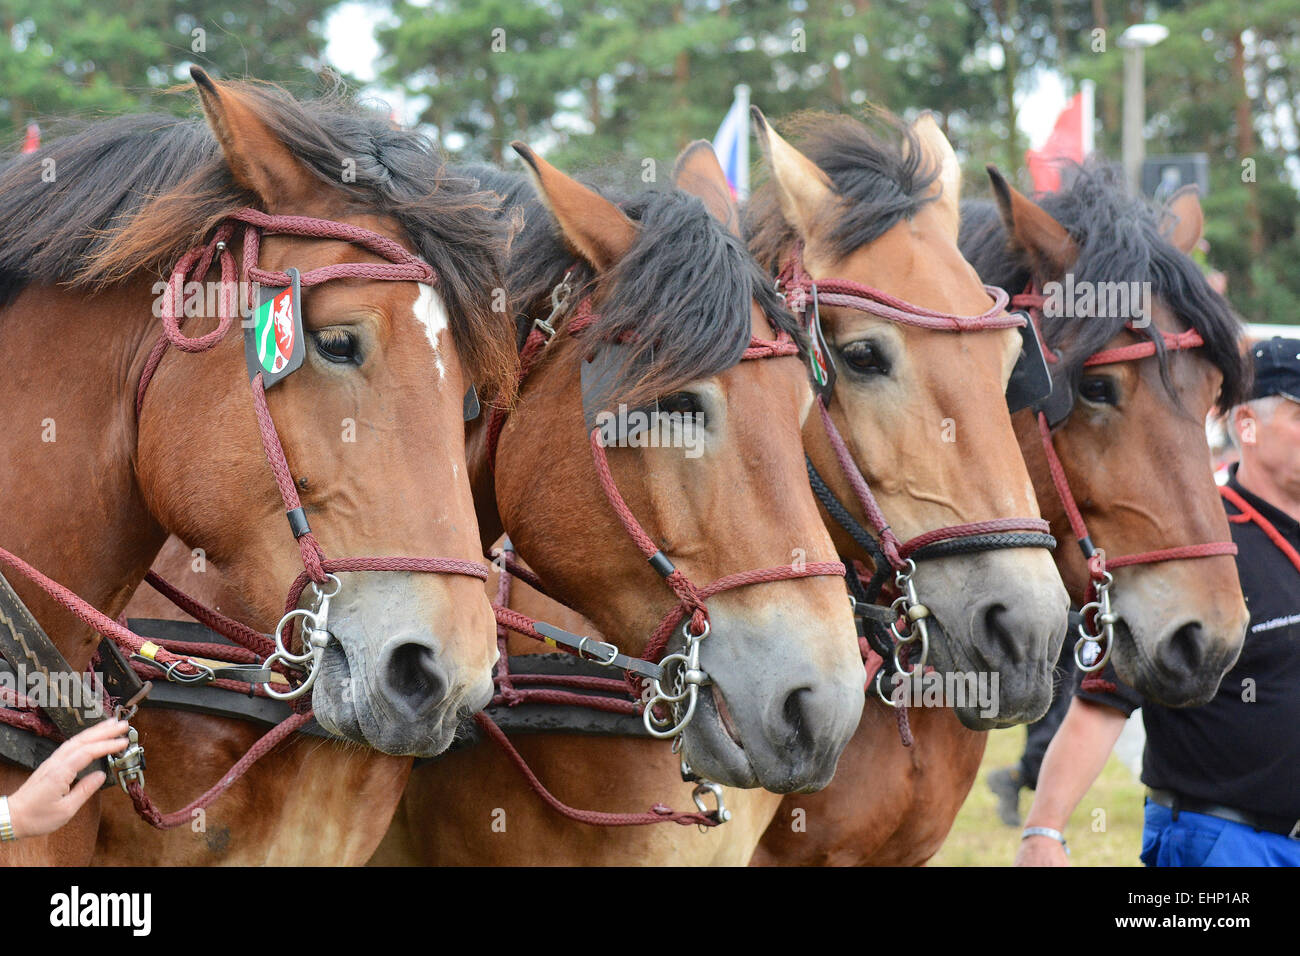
[777,244,1053,575]
[1015,283,1237,666]
[486,289,846,678]
[1,208,492,828]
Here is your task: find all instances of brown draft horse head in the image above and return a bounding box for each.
[0,71,517,757]
[745,110,1070,727]
[961,166,1250,706]
[467,143,864,792]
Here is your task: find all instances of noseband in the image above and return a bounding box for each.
[777,244,1056,700]
[486,274,847,742]
[1012,284,1237,673]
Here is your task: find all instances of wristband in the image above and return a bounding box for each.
[0,795,16,842]
[1022,825,1069,855]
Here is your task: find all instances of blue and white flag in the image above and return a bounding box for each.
[712,85,751,201]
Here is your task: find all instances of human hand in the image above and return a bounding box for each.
[5,718,129,839]
[1015,833,1071,867]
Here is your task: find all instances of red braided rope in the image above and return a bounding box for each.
[778,243,1020,332]
[474,713,719,828]
[0,546,204,677]
[1220,485,1300,575]
[1084,329,1205,367]
[142,572,273,658]
[897,516,1053,559]
[125,711,313,830]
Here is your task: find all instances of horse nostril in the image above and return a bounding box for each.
[1158,622,1208,678]
[777,686,814,753]
[981,603,1025,666]
[380,641,449,719]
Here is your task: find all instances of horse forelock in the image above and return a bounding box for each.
[744,107,941,274]
[479,165,804,409]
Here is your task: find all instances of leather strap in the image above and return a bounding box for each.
[0,570,105,740]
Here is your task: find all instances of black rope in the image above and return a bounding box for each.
[806,455,891,601]
[907,531,1057,562]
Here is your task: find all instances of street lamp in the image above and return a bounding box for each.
[1118,23,1169,194]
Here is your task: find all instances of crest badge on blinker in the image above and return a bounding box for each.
[805,284,837,403]
[245,267,306,388]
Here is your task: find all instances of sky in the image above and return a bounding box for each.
[323,3,1073,152]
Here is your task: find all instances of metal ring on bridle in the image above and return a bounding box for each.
[309,573,343,601]
[875,666,900,707]
[272,608,323,663]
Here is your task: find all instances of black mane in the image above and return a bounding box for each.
[745,109,941,272]
[959,164,1248,412]
[464,163,801,408]
[0,83,517,395]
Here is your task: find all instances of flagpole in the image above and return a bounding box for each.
[734,84,750,200]
[1080,79,1095,159]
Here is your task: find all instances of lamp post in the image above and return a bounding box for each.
[1118,23,1169,194]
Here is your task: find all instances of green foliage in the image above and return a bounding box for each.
[1071,1,1300,319]
[6,0,1296,322]
[0,0,342,143]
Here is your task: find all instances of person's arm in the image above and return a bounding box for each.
[1015,698,1129,866]
[1,718,129,841]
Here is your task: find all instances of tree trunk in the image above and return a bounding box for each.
[993,0,1020,172]
[1232,29,1264,265]
[1091,0,1119,146]
[672,2,690,150]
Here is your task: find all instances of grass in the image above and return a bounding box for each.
[929,726,1145,866]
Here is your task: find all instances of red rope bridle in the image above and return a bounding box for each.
[778,245,1055,569]
[486,291,846,681]
[1012,283,1237,673]
[0,207,493,827]
[776,245,1056,721]
[477,275,853,827]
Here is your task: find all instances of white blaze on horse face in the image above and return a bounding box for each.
[413,283,448,380]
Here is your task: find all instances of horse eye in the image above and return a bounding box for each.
[1079,376,1118,406]
[841,340,890,375]
[313,329,360,365]
[657,391,704,420]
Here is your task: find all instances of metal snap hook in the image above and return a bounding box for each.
[691,779,732,824]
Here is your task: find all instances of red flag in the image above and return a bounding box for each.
[20,123,40,154]
[1026,93,1086,193]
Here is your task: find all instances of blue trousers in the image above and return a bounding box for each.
[1142,799,1300,866]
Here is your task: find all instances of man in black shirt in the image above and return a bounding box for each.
[1017,336,1300,866]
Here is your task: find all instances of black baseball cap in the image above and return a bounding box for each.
[1249,336,1300,403]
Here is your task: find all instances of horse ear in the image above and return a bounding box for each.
[751,106,835,243]
[1161,185,1204,254]
[673,140,741,238]
[986,164,1077,280]
[910,111,962,239]
[191,67,315,210]
[511,141,638,271]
